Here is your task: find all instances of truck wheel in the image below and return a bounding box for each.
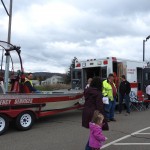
[15,111,35,131]
[0,114,9,135]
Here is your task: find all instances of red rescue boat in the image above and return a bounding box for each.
[0,41,84,135]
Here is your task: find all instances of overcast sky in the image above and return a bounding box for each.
[0,0,150,73]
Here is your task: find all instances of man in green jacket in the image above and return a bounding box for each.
[103,73,117,122]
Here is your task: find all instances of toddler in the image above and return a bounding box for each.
[89,110,107,150]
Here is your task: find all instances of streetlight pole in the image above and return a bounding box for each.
[143,35,150,62]
[1,0,13,92]
[143,40,145,62]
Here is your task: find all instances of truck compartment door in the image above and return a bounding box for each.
[142,68,150,92]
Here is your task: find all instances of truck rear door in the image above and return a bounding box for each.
[82,66,107,88]
[142,68,150,91]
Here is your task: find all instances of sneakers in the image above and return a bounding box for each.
[107,118,116,122]
[110,118,116,121]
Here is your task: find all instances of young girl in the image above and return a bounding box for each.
[89,110,107,150]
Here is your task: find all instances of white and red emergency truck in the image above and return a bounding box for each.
[71,57,149,94]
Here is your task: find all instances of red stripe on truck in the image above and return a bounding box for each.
[130,83,138,88]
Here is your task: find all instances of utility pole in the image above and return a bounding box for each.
[1,0,13,92]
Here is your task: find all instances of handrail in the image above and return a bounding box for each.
[0,40,24,73]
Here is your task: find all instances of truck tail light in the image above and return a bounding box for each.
[76,63,81,67]
[103,60,108,65]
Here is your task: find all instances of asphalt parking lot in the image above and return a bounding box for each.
[0,108,150,150]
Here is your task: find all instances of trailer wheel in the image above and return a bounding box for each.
[15,111,35,131]
[0,114,9,135]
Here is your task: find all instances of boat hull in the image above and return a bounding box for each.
[0,90,84,111]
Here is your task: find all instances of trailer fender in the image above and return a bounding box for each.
[0,108,37,119]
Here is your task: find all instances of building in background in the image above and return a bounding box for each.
[32,80,40,86]
[42,75,64,85]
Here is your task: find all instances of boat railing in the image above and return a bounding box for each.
[41,89,83,95]
[0,81,5,94]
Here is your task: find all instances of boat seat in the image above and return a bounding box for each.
[20,84,31,93]
[11,80,20,92]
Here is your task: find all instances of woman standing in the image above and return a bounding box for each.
[82,77,109,150]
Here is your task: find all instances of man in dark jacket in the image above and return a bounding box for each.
[119,75,131,115]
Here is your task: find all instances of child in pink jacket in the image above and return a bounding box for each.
[89,111,107,150]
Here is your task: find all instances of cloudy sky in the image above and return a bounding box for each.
[0,0,150,73]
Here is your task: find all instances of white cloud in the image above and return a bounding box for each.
[1,0,150,73]
[96,36,145,60]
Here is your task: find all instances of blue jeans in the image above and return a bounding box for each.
[105,97,116,119]
[119,94,130,113]
[85,141,91,150]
